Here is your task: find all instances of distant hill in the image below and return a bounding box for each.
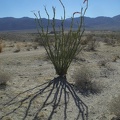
[0,15,120,31]
[0,17,36,31]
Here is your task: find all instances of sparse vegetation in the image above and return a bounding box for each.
[0,71,10,89]
[0,43,3,53]
[73,66,101,96]
[32,42,38,50]
[13,44,21,53]
[85,35,100,51]
[0,29,120,120]
[104,38,116,46]
[26,46,30,51]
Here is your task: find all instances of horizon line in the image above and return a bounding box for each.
[0,14,120,19]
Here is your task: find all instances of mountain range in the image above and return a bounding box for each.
[0,15,120,31]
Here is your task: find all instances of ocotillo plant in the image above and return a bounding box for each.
[34,0,88,76]
[0,0,88,120]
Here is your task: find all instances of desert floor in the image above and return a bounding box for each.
[0,31,120,120]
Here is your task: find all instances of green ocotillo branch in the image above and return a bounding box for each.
[34,0,88,76]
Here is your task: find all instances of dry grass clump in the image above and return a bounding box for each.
[32,42,38,50]
[73,55,86,63]
[25,43,31,51]
[116,34,120,45]
[84,35,100,51]
[35,35,55,47]
[8,41,15,48]
[87,39,100,51]
[87,41,99,51]
[26,46,31,51]
[0,43,3,53]
[73,66,101,96]
[25,42,33,51]
[1,42,6,48]
[109,95,120,119]
[0,71,10,89]
[34,36,44,46]
[98,60,116,78]
[0,40,3,53]
[13,44,21,53]
[104,38,116,46]
[80,35,90,45]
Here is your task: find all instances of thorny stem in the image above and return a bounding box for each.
[34,0,88,76]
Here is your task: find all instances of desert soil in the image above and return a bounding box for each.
[0,31,120,120]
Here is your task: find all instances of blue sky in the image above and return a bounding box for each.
[0,0,120,19]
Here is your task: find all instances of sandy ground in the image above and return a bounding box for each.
[0,34,120,120]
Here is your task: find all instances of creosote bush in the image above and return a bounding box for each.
[85,35,100,51]
[73,66,101,96]
[104,38,116,46]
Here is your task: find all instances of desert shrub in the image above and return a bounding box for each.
[35,35,55,47]
[109,95,120,119]
[73,66,101,96]
[25,42,37,51]
[115,34,120,44]
[2,42,6,48]
[81,34,99,51]
[34,36,43,46]
[73,51,86,63]
[98,59,110,77]
[0,43,3,53]
[80,35,90,45]
[84,35,99,51]
[104,38,116,46]
[26,46,30,51]
[13,44,20,53]
[99,60,116,78]
[24,43,28,47]
[87,39,99,51]
[73,55,86,63]
[8,42,14,47]
[0,71,10,89]
[32,42,38,50]
[26,42,32,49]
